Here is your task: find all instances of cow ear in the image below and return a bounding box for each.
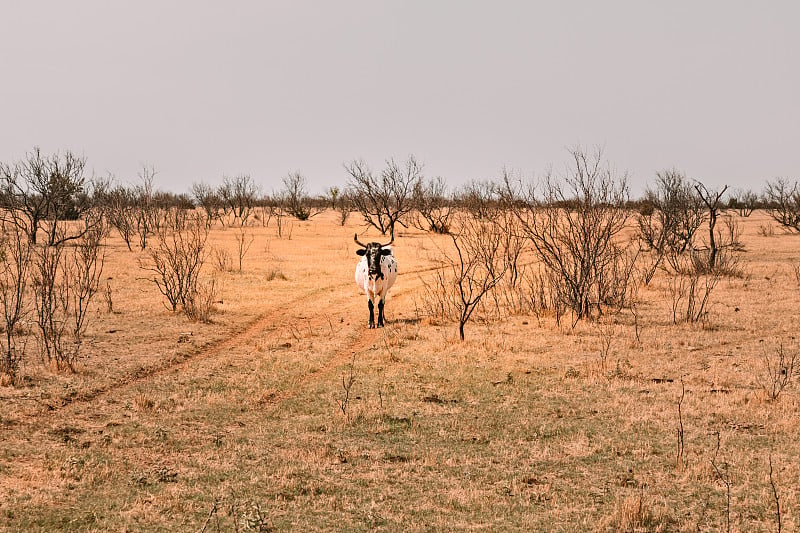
[356,249,366,256]
[380,248,392,256]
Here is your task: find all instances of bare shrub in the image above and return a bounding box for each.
[265,268,287,281]
[412,176,452,234]
[418,267,459,323]
[32,241,68,369]
[507,147,636,325]
[336,192,354,226]
[275,210,292,239]
[637,170,705,283]
[31,225,104,372]
[337,354,357,420]
[448,212,509,340]
[769,455,782,533]
[728,188,759,217]
[103,281,113,314]
[103,185,137,251]
[457,179,502,220]
[280,172,323,221]
[140,215,211,317]
[0,226,32,379]
[133,166,159,250]
[66,224,105,355]
[185,277,218,323]
[191,181,224,228]
[219,174,258,226]
[763,178,800,232]
[710,432,732,533]
[0,147,98,246]
[492,209,531,315]
[234,228,254,273]
[757,343,796,401]
[214,248,233,273]
[325,186,340,209]
[345,156,421,235]
[694,182,733,272]
[667,255,721,324]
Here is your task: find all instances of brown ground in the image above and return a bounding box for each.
[1,211,798,531]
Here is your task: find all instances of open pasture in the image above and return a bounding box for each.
[1,210,799,531]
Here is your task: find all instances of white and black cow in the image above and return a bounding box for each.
[354,233,398,328]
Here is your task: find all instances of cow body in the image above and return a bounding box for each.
[354,234,397,328]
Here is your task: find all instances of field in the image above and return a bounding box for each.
[1,210,799,531]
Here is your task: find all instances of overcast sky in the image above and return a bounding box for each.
[1,1,797,196]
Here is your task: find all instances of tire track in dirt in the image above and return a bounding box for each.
[20,286,332,420]
[14,254,449,423]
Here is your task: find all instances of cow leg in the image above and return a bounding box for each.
[377,299,385,328]
[368,299,375,328]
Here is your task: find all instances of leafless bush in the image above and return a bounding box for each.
[728,188,758,217]
[0,226,32,379]
[159,206,189,234]
[185,276,217,323]
[103,185,137,250]
[763,178,800,232]
[757,343,796,401]
[103,281,113,314]
[676,378,685,470]
[419,267,459,323]
[219,174,258,226]
[140,215,211,317]
[214,248,233,273]
[345,156,421,235]
[337,353,357,420]
[694,182,732,272]
[491,209,531,315]
[133,166,159,250]
[275,209,292,239]
[507,147,636,325]
[667,256,721,324]
[234,228,254,273]
[710,432,732,533]
[336,192,354,226]
[596,320,614,373]
[65,224,105,357]
[448,212,509,340]
[456,179,503,220]
[412,176,452,234]
[325,186,341,209]
[637,170,705,283]
[280,172,323,221]
[31,225,104,372]
[0,147,98,246]
[32,241,68,369]
[769,455,782,533]
[758,223,775,237]
[191,181,224,228]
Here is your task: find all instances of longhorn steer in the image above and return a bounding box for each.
[354,233,397,328]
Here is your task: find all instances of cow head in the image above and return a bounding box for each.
[354,233,393,279]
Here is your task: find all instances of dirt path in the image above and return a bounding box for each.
[7,262,430,430]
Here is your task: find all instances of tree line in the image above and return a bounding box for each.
[0,145,798,377]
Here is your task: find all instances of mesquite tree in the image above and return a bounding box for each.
[345,156,421,235]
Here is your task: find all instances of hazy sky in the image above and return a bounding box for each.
[1,1,798,196]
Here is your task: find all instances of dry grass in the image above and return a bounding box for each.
[0,210,799,531]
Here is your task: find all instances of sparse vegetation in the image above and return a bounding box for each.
[0,148,799,532]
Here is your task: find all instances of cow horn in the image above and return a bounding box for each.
[354,233,367,248]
